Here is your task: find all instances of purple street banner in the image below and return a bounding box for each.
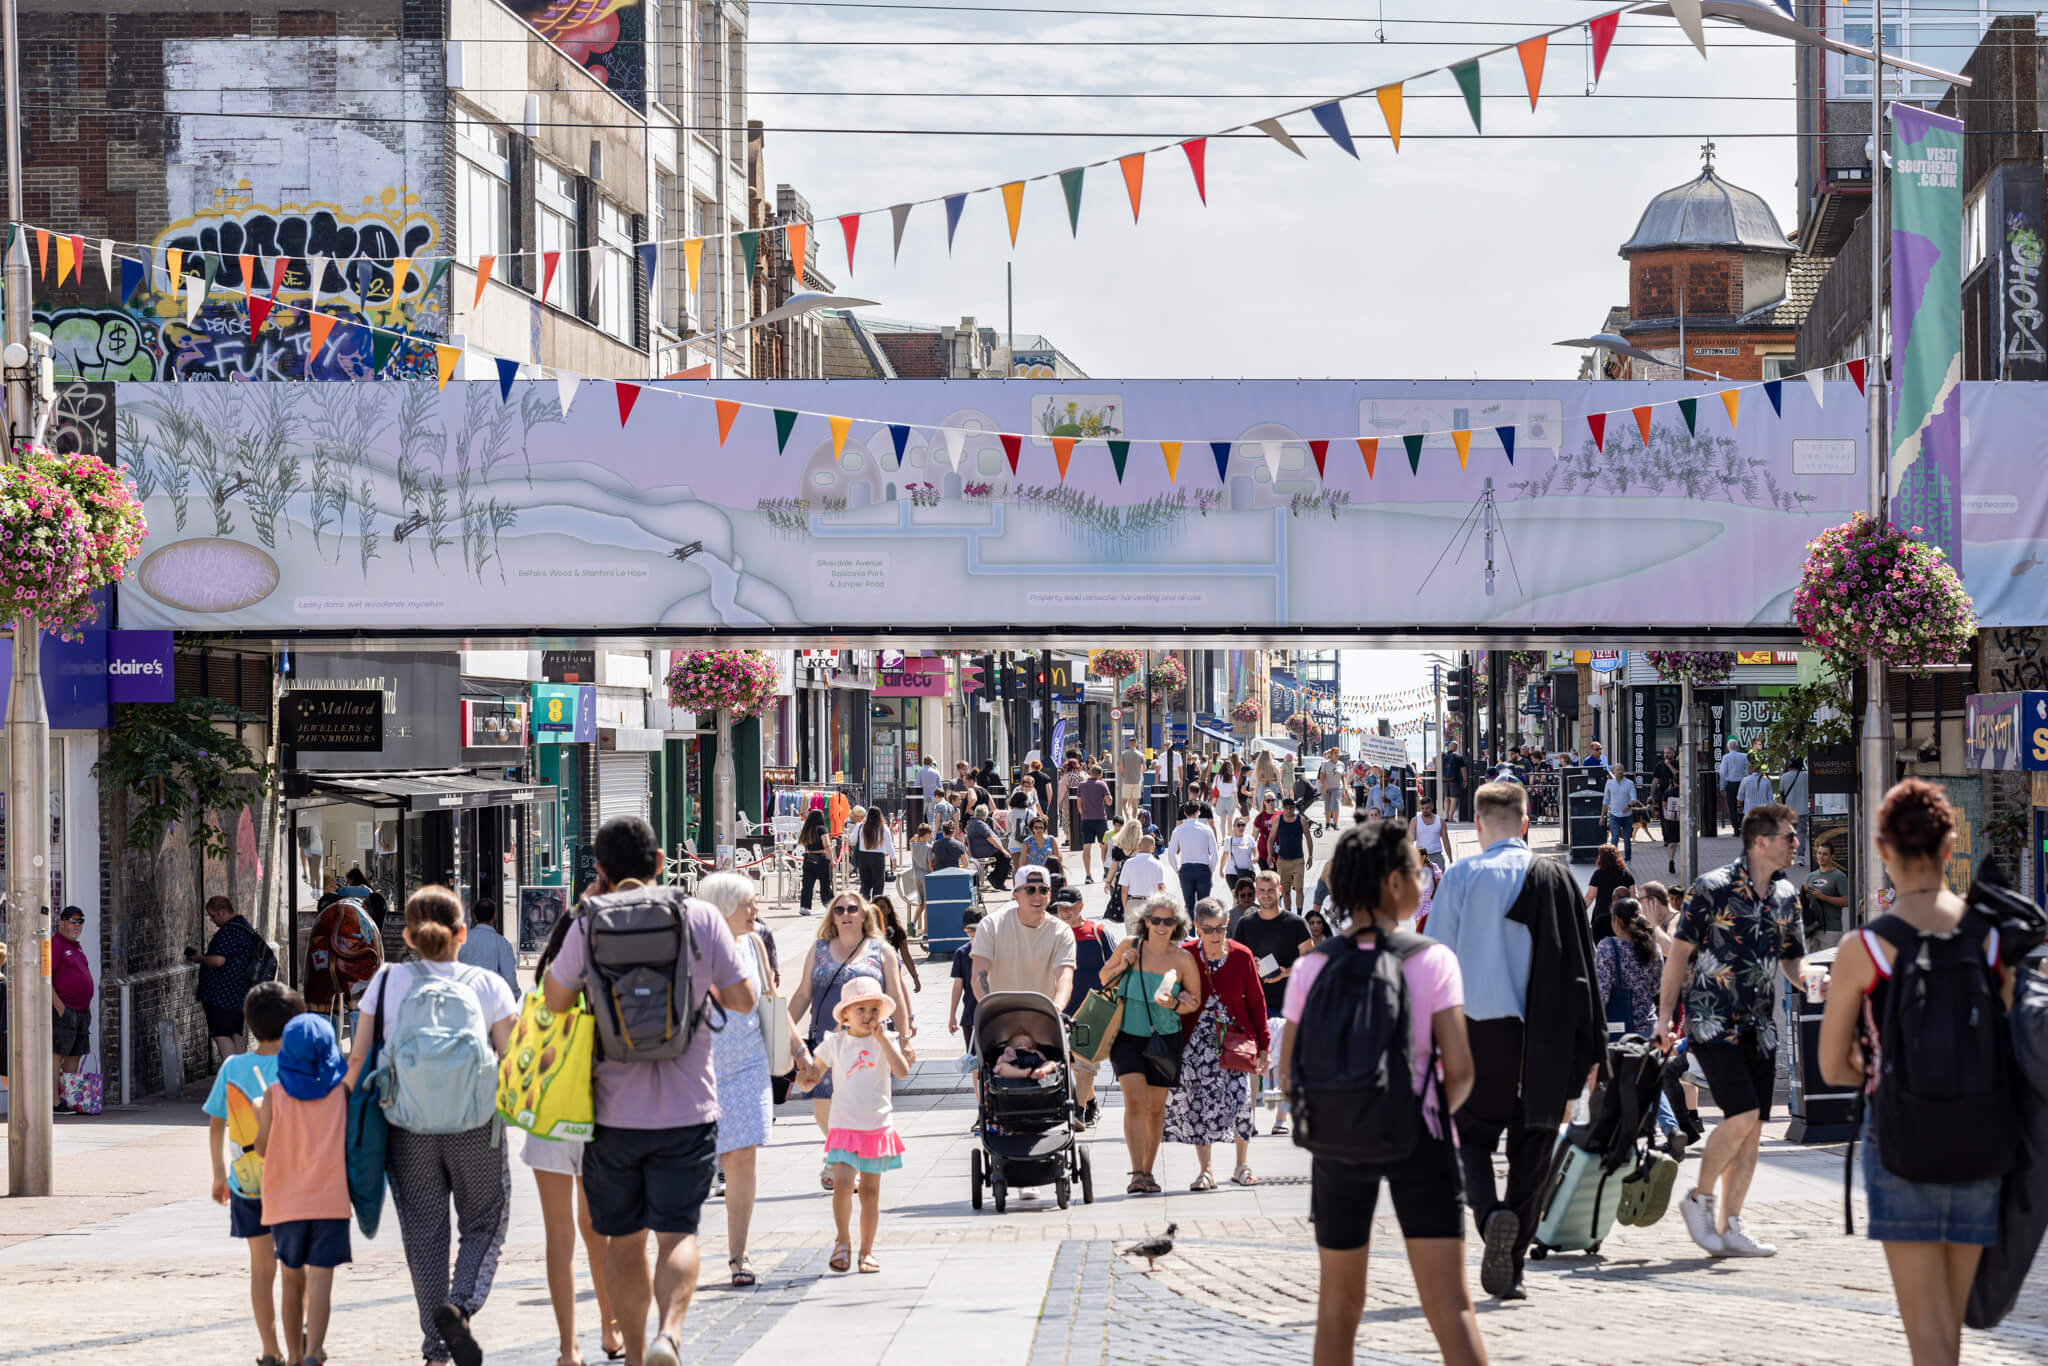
[1890,103,1965,565]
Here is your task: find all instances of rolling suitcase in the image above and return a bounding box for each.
[1528,1134,1625,1257]
[1529,1035,1676,1258]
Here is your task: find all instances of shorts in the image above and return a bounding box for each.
[582,1121,717,1238]
[229,1190,270,1240]
[203,1003,245,1039]
[1276,857,1306,894]
[271,1217,352,1269]
[1079,818,1109,844]
[1310,1126,1466,1250]
[1109,1030,1177,1083]
[1691,1038,1777,1121]
[51,1007,90,1056]
[1861,1112,1999,1246]
[1322,791,1339,820]
[520,1129,586,1176]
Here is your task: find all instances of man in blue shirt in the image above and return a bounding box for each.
[1716,738,1751,837]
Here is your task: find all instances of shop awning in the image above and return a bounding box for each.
[294,771,558,812]
[1193,716,1235,745]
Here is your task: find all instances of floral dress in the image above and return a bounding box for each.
[1163,969,1255,1146]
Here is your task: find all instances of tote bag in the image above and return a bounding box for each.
[496,986,597,1142]
[753,932,795,1075]
[346,1007,391,1238]
[1068,988,1125,1064]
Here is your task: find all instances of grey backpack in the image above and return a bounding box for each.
[581,885,725,1063]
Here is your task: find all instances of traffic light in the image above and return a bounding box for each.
[1445,667,1473,707]
[958,656,986,698]
[970,654,994,701]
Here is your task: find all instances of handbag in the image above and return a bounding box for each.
[1068,988,1125,1064]
[753,933,795,1075]
[1130,943,1184,1089]
[346,1001,391,1239]
[1220,1024,1260,1073]
[496,985,597,1142]
[58,1071,104,1115]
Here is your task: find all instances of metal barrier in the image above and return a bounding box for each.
[110,959,201,1108]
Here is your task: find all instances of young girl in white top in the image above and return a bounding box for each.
[795,977,910,1274]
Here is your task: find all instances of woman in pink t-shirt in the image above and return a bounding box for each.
[1278,817,1488,1366]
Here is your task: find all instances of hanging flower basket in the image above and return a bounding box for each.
[1791,512,1976,674]
[1149,654,1188,699]
[1230,696,1261,726]
[664,649,778,720]
[1093,648,1142,680]
[1645,651,1736,686]
[1121,680,1152,710]
[37,447,145,588]
[1286,710,1321,741]
[0,457,96,637]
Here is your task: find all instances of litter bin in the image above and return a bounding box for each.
[1567,789,1606,862]
[1784,946,1856,1142]
[923,868,976,961]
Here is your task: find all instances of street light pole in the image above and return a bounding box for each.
[1859,8,1892,921]
[4,0,54,1197]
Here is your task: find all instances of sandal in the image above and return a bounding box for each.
[646,1333,683,1366]
[821,1163,836,1193]
[859,1253,881,1274]
[1232,1165,1259,1187]
[1190,1170,1216,1191]
[829,1241,852,1273]
[1127,1171,1149,1195]
[730,1254,758,1288]
[1140,1173,1163,1194]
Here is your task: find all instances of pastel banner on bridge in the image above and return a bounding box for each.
[1889,103,1965,565]
[97,377,2039,635]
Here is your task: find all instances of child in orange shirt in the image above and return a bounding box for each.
[255,1013,353,1366]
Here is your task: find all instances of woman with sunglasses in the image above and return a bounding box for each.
[1096,894,1203,1194]
[1165,898,1269,1190]
[787,895,917,1192]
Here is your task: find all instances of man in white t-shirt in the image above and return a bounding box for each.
[1602,764,1639,859]
[970,865,1077,1010]
[1114,836,1170,918]
[1117,743,1148,820]
[1413,796,1449,870]
[1166,802,1220,913]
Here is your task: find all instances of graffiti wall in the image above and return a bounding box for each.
[502,0,646,110]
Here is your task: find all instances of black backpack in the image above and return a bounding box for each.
[247,934,279,987]
[1289,929,1433,1165]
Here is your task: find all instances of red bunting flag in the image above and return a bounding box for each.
[247,271,282,333]
[715,399,740,445]
[1847,357,1867,393]
[1000,433,1023,473]
[1308,440,1328,477]
[66,234,84,284]
[1633,406,1654,446]
[541,250,561,302]
[839,214,861,275]
[1589,11,1620,85]
[1588,412,1607,450]
[1181,139,1207,205]
[1053,436,1075,481]
[1119,153,1145,222]
[616,381,641,427]
[1357,437,1378,478]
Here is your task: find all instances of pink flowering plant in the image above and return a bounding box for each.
[1286,710,1322,741]
[1645,651,1737,685]
[663,648,778,720]
[1092,648,1141,680]
[0,446,146,638]
[1148,654,1188,698]
[1791,513,1976,674]
[1230,696,1261,726]
[41,448,146,584]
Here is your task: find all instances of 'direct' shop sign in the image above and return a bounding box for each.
[280,690,384,752]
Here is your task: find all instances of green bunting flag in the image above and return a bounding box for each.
[774,408,799,453]
[1108,440,1129,483]
[423,257,453,299]
[1452,61,1482,133]
[1403,432,1425,473]
[739,231,760,285]
[1060,168,1085,237]
[368,327,400,373]
[200,252,221,304]
[1677,397,1698,435]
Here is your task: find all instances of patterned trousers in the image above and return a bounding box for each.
[386,1121,512,1362]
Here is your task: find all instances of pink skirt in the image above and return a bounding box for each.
[825,1126,906,1174]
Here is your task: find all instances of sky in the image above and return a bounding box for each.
[747,0,1801,380]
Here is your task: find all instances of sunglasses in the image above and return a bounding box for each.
[1144,916,1179,928]
[1197,925,1226,935]
[832,904,865,916]
[1017,885,1050,895]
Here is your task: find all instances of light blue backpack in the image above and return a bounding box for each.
[380,963,499,1135]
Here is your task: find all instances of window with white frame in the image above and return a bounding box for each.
[1829,2,2034,100]
[1964,187,1988,274]
[596,199,635,343]
[693,196,717,332]
[455,114,512,268]
[536,161,581,312]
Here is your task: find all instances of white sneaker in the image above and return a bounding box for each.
[1718,1217,1776,1257]
[1679,1190,1725,1256]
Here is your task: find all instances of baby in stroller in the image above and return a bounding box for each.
[984,1026,1068,1135]
[994,1028,1063,1084]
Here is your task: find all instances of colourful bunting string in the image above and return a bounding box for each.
[247,272,281,333]
[1677,397,1698,435]
[1847,357,1867,393]
[1358,438,1378,478]
[1763,380,1783,416]
[1496,426,1516,464]
[1806,369,1826,408]
[1119,153,1145,222]
[308,310,338,360]
[496,356,519,402]
[1001,181,1026,247]
[1403,433,1424,473]
[785,222,807,278]
[118,256,143,303]
[66,234,84,284]
[474,254,495,307]
[1060,168,1085,236]
[1053,436,1076,480]
[424,257,452,299]
[1633,406,1654,445]
[1517,36,1547,110]
[944,195,967,252]
[1670,0,1707,56]
[716,399,741,445]
[556,372,581,417]
[1451,430,1472,470]
[541,251,561,301]
[368,326,399,373]
[890,204,913,261]
[33,228,47,279]
[436,344,461,390]
[774,409,799,453]
[98,237,114,291]
[1181,140,1207,205]
[637,242,659,290]
[1452,61,1482,133]
[1000,433,1023,473]
[683,238,703,296]
[391,256,412,304]
[1312,102,1357,159]
[1376,85,1403,151]
[738,231,760,284]
[1210,441,1232,483]
[54,233,74,286]
[1590,11,1621,83]
[616,382,642,428]
[888,424,910,465]
[1108,440,1130,483]
[1254,118,1305,158]
[307,254,329,309]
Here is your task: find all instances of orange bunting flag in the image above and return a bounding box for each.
[236,252,254,294]
[1376,84,1403,151]
[1052,436,1076,481]
[1720,389,1741,428]
[829,414,852,458]
[1001,181,1026,246]
[715,399,741,446]
[1160,440,1182,482]
[1517,36,1547,110]
[435,344,461,390]
[391,256,412,302]
[54,233,75,285]
[1358,438,1378,478]
[616,381,641,427]
[1633,405,1654,446]
[683,239,703,296]
[1119,153,1145,223]
[33,228,48,279]
[1452,430,1473,470]
[473,255,495,307]
[308,311,338,360]
[785,223,807,277]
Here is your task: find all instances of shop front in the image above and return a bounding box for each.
[871,654,947,813]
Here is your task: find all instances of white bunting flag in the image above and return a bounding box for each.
[307,255,330,310]
[1805,369,1826,408]
[940,427,966,471]
[1670,0,1708,56]
[556,370,581,417]
[184,273,204,323]
[1261,441,1283,482]
[98,238,114,291]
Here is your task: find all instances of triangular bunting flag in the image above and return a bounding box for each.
[712,400,740,446]
[496,356,519,401]
[541,250,561,301]
[1633,406,1654,445]
[1260,442,1283,481]
[555,371,581,417]
[1589,11,1620,85]
[1719,389,1741,428]
[235,252,254,294]
[390,255,411,303]
[1210,441,1232,483]
[1108,440,1130,483]
[424,257,452,299]
[944,195,966,253]
[1254,118,1305,158]
[738,231,759,284]
[1181,140,1207,204]
[184,274,204,323]
[435,344,461,390]
[1377,84,1403,151]
[637,242,659,290]
[1847,357,1867,393]
[1677,397,1698,435]
[1588,412,1607,450]
[2,224,14,259]
[829,415,852,458]
[118,256,144,304]
[1312,102,1357,158]
[54,233,74,285]
[1001,181,1026,247]
[1496,425,1517,464]
[1059,168,1085,236]
[888,424,910,466]
[774,409,800,453]
[1403,433,1425,474]
[1358,438,1378,478]
[66,234,82,285]
[166,246,183,291]
[1763,379,1783,415]
[1806,370,1826,407]
[307,254,330,308]
[473,254,495,307]
[1000,433,1022,474]
[941,427,966,471]
[785,223,807,278]
[616,382,642,427]
[308,311,338,360]
[1308,440,1329,477]
[1518,36,1547,109]
[1119,153,1145,222]
[840,213,861,274]
[1161,441,1182,482]
[1451,61,1482,133]
[33,228,48,279]
[1451,430,1473,470]
[97,238,114,290]
[1670,0,1708,56]
[1053,436,1075,481]
[199,252,220,304]
[368,327,399,373]
[890,204,913,261]
[247,282,278,334]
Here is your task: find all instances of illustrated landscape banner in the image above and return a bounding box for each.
[102,378,2048,634]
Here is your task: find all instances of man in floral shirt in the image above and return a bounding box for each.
[1656,801,1808,1262]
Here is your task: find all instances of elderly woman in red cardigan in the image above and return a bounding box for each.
[1165,895,1273,1188]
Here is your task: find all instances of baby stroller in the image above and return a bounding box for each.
[968,990,1095,1213]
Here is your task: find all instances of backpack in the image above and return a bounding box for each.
[1865,912,2017,1186]
[581,884,724,1064]
[1289,930,1434,1165]
[247,933,280,988]
[379,962,500,1135]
